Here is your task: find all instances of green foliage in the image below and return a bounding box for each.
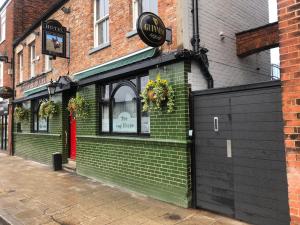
[39,100,59,119]
[15,106,29,122]
[140,74,175,113]
[67,93,89,119]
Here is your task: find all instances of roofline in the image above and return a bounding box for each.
[13,0,69,47]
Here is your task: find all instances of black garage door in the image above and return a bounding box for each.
[192,81,290,225]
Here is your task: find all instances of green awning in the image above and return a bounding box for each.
[74,47,158,81]
[24,85,48,97]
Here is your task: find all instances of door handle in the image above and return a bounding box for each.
[65,130,68,147]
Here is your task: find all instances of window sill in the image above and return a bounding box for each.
[89,42,111,55]
[14,132,61,137]
[126,30,138,38]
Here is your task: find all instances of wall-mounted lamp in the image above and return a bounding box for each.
[47,79,57,96]
[0,55,11,64]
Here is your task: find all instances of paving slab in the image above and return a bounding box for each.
[0,153,250,225]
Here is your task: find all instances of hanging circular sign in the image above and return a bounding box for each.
[0,86,13,99]
[137,12,166,47]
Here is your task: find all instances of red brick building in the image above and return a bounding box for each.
[0,0,59,154]
[279,0,300,224]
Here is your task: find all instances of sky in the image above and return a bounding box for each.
[269,0,280,65]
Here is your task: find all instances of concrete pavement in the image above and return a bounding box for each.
[0,153,249,225]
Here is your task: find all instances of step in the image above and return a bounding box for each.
[63,159,76,173]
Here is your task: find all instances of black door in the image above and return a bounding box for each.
[193,81,290,225]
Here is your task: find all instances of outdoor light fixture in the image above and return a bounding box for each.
[48,79,57,96]
[0,55,11,64]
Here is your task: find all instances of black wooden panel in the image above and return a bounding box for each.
[193,82,290,225]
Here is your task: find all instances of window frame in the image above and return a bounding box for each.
[99,75,150,136]
[18,51,23,83]
[132,0,158,29]
[0,10,6,43]
[29,42,36,78]
[44,54,52,72]
[94,0,110,48]
[0,61,3,87]
[32,99,49,133]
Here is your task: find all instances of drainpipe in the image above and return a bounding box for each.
[11,50,15,156]
[191,0,214,89]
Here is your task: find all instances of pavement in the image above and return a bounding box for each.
[0,153,249,225]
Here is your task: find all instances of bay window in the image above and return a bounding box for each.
[94,0,109,47]
[18,52,23,83]
[100,76,150,135]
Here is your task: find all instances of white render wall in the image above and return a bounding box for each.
[183,0,271,91]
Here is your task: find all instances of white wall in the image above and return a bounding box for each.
[184,0,271,91]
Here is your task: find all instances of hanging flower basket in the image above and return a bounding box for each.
[140,74,175,113]
[14,106,29,122]
[39,100,59,119]
[67,94,89,119]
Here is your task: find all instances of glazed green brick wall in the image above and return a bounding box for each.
[149,62,190,140]
[76,61,192,207]
[14,94,67,165]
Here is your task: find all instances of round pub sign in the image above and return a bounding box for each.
[137,12,166,47]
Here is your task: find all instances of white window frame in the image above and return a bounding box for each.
[94,0,109,48]
[0,10,6,43]
[132,0,158,30]
[44,55,52,72]
[19,52,23,83]
[0,62,3,87]
[29,42,36,78]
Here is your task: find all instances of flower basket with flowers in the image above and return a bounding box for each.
[67,94,89,119]
[140,74,175,113]
[39,100,59,119]
[15,106,30,122]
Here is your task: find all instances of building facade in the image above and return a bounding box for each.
[0,0,60,154]
[12,0,271,210]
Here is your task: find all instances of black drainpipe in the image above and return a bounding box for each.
[11,50,15,156]
[191,0,214,89]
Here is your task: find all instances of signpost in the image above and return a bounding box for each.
[137,12,167,47]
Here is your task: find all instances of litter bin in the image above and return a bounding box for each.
[52,152,62,171]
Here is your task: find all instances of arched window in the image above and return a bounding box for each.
[100,76,150,135]
[32,99,48,132]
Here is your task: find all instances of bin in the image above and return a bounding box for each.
[52,152,62,171]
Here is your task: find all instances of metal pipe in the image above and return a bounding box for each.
[191,0,214,89]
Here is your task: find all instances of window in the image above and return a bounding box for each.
[132,0,158,30]
[44,55,52,72]
[18,52,23,83]
[29,42,36,78]
[94,0,109,47]
[100,76,150,134]
[0,62,3,87]
[32,99,48,132]
[0,10,6,42]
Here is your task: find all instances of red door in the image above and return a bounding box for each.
[70,115,76,160]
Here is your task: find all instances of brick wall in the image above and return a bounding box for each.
[14,93,68,164]
[236,22,279,57]
[74,62,191,207]
[279,0,300,224]
[184,0,272,90]
[14,0,179,99]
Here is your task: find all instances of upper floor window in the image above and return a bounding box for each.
[0,10,6,42]
[100,76,150,135]
[94,0,109,47]
[32,99,48,133]
[132,0,158,30]
[29,42,36,78]
[18,52,23,83]
[0,62,3,87]
[44,55,52,72]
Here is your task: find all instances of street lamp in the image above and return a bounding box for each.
[47,79,57,96]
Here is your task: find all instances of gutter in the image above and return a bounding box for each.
[191,0,214,89]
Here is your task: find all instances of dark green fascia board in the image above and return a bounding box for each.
[74,47,158,81]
